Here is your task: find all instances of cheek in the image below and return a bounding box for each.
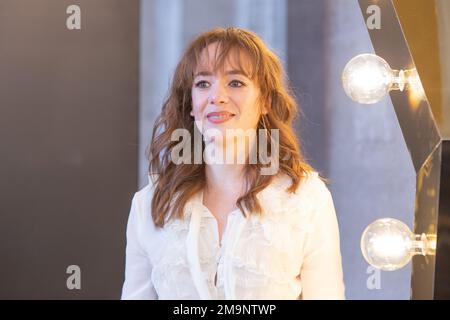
[236,94,261,121]
[191,90,208,116]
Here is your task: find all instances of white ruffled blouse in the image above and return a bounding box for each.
[121,172,345,300]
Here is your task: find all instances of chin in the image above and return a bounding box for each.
[201,125,237,143]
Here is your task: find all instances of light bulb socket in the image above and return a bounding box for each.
[389,69,406,92]
[411,233,437,256]
[403,68,426,96]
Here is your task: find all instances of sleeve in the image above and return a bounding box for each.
[299,182,346,300]
[121,193,158,300]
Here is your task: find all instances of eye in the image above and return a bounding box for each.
[194,80,210,89]
[229,80,245,88]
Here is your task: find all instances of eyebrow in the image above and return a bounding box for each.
[194,70,249,78]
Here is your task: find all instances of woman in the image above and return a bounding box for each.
[121,27,345,299]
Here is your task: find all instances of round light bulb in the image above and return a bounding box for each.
[360,218,436,271]
[361,218,413,271]
[341,54,399,104]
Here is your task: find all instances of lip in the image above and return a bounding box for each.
[206,111,235,124]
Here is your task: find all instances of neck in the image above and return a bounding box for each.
[202,133,255,194]
[204,163,246,194]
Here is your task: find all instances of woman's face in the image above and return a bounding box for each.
[190,43,264,142]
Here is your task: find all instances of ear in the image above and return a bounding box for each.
[190,110,194,117]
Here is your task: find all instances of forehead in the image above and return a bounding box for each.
[195,42,254,77]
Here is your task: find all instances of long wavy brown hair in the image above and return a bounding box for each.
[147,27,313,228]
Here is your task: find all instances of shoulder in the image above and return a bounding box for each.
[129,174,157,231]
[271,171,331,201]
[258,171,334,221]
[134,180,155,207]
[296,171,332,202]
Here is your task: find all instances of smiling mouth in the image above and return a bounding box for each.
[206,111,235,123]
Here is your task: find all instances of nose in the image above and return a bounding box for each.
[208,82,229,105]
